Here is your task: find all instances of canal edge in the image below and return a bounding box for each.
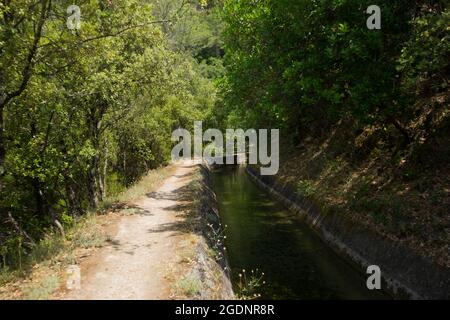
[195,163,235,299]
[245,165,450,300]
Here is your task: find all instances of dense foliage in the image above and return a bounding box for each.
[0,0,222,267]
[221,0,449,141]
[1,0,448,272]
[220,0,449,264]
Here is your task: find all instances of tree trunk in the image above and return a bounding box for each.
[87,166,99,209]
[98,171,104,201]
[0,105,4,172]
[87,108,102,207]
[65,176,82,217]
[101,140,108,199]
[32,178,46,216]
[0,105,5,194]
[94,153,103,203]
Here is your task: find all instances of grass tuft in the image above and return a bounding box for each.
[176,275,202,297]
[24,275,59,300]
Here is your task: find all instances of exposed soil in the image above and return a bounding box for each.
[60,161,197,300]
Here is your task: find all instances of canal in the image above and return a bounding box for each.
[212,165,388,299]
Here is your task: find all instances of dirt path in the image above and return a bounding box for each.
[63,161,197,300]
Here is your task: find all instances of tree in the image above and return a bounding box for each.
[0,0,219,267]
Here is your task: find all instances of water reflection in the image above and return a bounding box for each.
[212,166,389,300]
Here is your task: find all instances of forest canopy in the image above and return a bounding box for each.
[221,0,449,139]
[0,0,223,267]
[0,0,449,274]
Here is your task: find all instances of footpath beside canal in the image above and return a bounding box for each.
[57,161,232,300]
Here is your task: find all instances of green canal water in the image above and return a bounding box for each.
[212,165,389,300]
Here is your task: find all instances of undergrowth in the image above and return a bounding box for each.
[0,165,173,297]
